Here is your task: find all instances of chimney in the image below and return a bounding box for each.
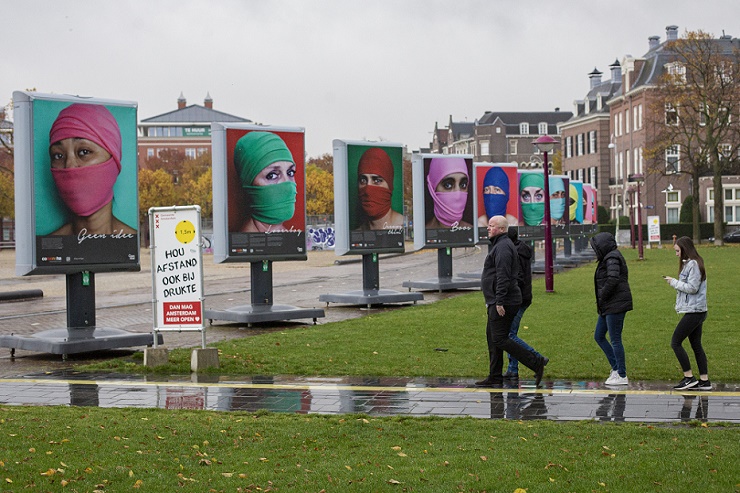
[204,92,213,109]
[648,35,660,50]
[609,59,621,82]
[588,67,603,89]
[666,25,679,41]
[177,92,186,109]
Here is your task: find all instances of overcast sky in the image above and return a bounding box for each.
[4,0,738,157]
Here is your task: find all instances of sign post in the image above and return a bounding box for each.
[150,206,206,349]
[647,215,662,248]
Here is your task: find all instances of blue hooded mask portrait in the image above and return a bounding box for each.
[483,167,509,219]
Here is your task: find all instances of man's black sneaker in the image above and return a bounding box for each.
[696,379,712,391]
[674,376,698,390]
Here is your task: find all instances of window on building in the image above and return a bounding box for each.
[666,145,680,173]
[147,149,154,158]
[667,191,680,203]
[633,106,639,130]
[626,150,631,176]
[565,136,573,158]
[538,122,548,135]
[519,123,529,135]
[496,127,501,134]
[666,207,680,224]
[576,134,584,156]
[197,148,208,156]
[624,109,630,133]
[480,141,489,156]
[590,167,597,187]
[708,206,714,223]
[665,103,679,125]
[588,131,597,154]
[613,114,619,137]
[638,104,643,128]
[618,151,624,180]
[699,103,707,126]
[617,113,623,136]
[185,148,196,159]
[666,62,687,83]
[509,140,518,155]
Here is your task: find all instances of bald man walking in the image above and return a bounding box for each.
[477,215,549,387]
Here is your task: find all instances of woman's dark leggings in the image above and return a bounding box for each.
[671,312,708,375]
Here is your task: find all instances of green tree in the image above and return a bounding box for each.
[306,153,333,173]
[645,30,740,244]
[680,195,697,223]
[138,168,177,244]
[305,164,333,216]
[183,168,213,219]
[597,205,611,225]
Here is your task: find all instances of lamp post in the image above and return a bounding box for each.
[532,135,558,293]
[629,173,645,260]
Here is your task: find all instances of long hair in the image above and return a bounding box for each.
[675,236,706,281]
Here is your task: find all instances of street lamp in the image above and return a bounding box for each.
[532,135,558,293]
[629,173,645,260]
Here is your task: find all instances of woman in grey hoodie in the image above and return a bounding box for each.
[663,236,711,391]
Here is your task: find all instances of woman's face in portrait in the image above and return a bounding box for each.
[521,186,544,203]
[551,190,566,200]
[435,172,468,193]
[359,173,390,189]
[49,138,112,169]
[252,161,296,186]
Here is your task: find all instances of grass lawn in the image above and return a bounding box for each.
[0,406,737,492]
[86,244,739,384]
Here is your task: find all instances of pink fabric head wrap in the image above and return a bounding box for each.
[427,157,469,227]
[49,104,123,217]
[49,103,122,171]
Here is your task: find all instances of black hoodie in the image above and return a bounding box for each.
[507,227,533,304]
[589,232,633,315]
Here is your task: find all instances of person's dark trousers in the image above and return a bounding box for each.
[486,304,540,379]
[671,311,708,374]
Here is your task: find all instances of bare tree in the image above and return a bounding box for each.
[645,30,740,244]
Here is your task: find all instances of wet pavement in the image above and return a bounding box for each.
[1,246,739,423]
[0,371,738,423]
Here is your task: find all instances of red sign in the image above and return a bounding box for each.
[162,301,202,325]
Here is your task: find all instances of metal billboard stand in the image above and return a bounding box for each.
[319,253,423,309]
[204,260,325,327]
[402,248,480,292]
[0,271,162,360]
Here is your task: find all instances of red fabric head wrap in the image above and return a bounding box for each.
[358,148,394,192]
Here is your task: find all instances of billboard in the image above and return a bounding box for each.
[412,154,475,250]
[212,124,307,262]
[583,183,595,224]
[333,140,405,256]
[473,163,519,243]
[13,92,139,276]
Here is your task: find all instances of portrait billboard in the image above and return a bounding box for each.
[13,91,139,276]
[583,183,595,224]
[517,169,545,239]
[333,140,405,256]
[412,154,475,250]
[212,124,307,263]
[473,163,519,243]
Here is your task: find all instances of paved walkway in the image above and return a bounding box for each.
[1,372,738,423]
[1,246,739,423]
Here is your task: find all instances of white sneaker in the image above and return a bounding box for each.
[607,375,629,386]
[604,370,619,384]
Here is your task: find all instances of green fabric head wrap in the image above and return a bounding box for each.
[234,131,295,186]
[519,173,545,226]
[234,131,297,225]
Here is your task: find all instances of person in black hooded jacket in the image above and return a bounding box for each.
[503,226,545,379]
[590,232,633,386]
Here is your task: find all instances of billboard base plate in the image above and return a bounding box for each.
[0,327,163,359]
[402,277,480,292]
[319,289,423,308]
[204,304,325,327]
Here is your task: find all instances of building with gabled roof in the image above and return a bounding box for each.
[138,92,251,167]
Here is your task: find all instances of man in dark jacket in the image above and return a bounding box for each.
[503,227,545,379]
[590,232,633,386]
[477,216,549,387]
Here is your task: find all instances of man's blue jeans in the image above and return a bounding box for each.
[594,312,627,378]
[506,303,540,374]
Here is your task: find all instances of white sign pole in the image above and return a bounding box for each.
[149,206,206,348]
